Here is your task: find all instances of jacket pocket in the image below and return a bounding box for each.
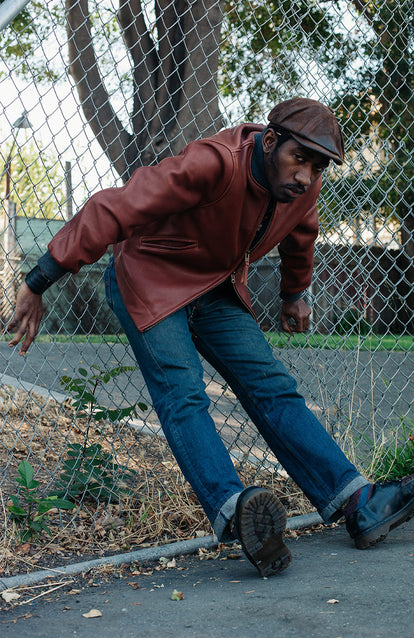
[139,236,198,251]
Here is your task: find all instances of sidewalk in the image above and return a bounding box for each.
[1,520,413,638]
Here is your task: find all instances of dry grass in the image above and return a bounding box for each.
[0,384,314,577]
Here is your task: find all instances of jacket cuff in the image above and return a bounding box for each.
[25,251,68,294]
[279,290,304,303]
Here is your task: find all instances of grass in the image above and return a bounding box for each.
[266,332,414,352]
[364,419,414,482]
[1,332,413,351]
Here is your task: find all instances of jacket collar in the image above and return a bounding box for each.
[251,130,271,191]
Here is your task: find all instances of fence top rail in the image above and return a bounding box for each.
[0,0,32,33]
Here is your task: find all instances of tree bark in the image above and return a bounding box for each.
[66,0,224,181]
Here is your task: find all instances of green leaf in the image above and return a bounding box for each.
[8,503,27,517]
[78,368,88,376]
[17,460,34,488]
[20,529,33,542]
[37,496,75,514]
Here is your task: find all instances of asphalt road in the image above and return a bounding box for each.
[1,340,412,444]
[1,522,413,637]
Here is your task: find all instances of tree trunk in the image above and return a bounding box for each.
[66,0,224,182]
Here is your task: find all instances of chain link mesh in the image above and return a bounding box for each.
[0,1,413,540]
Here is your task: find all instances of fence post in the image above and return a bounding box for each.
[1,200,19,321]
[65,161,73,220]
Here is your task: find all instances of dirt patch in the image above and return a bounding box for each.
[0,384,314,577]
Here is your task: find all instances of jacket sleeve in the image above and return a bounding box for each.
[278,201,319,298]
[48,140,233,273]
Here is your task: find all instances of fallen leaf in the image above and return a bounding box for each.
[171,589,184,601]
[2,590,20,603]
[327,599,339,604]
[82,609,102,618]
[127,582,140,590]
[159,556,176,568]
[15,542,31,555]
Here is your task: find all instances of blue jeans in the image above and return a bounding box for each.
[104,259,368,539]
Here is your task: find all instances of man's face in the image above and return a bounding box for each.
[262,129,330,202]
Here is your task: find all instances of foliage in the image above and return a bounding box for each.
[7,460,75,542]
[53,441,137,502]
[220,0,354,121]
[0,1,63,82]
[331,1,414,247]
[334,307,371,337]
[368,420,414,482]
[0,140,66,218]
[53,365,148,502]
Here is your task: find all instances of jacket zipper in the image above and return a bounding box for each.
[232,198,275,287]
[241,250,250,285]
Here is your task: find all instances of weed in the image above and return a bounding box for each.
[53,365,148,502]
[366,419,414,481]
[7,460,75,542]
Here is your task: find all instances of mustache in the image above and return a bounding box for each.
[285,184,306,194]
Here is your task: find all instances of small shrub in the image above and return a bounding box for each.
[7,460,75,542]
[368,420,414,481]
[334,307,371,336]
[53,365,147,503]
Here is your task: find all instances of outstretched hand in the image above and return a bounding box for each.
[3,282,43,355]
[280,298,311,334]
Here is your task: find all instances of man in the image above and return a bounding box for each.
[5,98,414,577]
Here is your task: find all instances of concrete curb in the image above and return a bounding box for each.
[0,512,323,591]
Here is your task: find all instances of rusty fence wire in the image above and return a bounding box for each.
[0,1,413,541]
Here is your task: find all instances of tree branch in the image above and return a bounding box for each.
[66,0,132,180]
[118,0,159,154]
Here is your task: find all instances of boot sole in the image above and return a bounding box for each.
[354,500,414,549]
[235,487,292,577]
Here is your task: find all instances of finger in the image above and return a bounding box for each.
[280,315,293,334]
[19,336,33,355]
[8,315,29,347]
[4,313,21,334]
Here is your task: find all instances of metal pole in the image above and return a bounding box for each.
[0,0,32,32]
[65,161,73,220]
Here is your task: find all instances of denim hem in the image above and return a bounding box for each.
[321,475,371,523]
[213,491,242,541]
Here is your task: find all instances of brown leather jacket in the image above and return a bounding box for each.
[48,124,321,331]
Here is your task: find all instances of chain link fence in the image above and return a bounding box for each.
[0,1,413,550]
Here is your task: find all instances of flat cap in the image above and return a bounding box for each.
[268,97,344,165]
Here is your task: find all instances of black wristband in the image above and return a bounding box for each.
[279,290,304,302]
[25,266,54,295]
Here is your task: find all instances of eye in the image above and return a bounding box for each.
[294,153,305,163]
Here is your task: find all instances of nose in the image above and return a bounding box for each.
[295,163,312,187]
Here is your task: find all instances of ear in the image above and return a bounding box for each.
[262,127,278,155]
